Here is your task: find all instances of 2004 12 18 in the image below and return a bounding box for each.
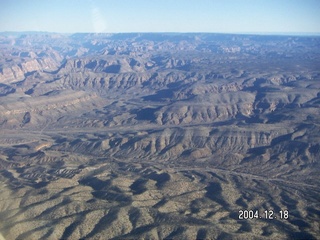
[238,210,289,220]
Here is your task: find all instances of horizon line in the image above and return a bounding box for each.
[1,31,320,37]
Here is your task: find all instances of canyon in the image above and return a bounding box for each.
[0,32,319,239]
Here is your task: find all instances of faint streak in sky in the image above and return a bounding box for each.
[91,6,107,33]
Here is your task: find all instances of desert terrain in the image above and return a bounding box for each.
[0,32,319,239]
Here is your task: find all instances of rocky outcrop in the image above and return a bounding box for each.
[0,57,61,83]
[0,90,103,129]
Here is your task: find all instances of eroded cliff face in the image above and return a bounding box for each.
[0,33,320,239]
[0,46,63,83]
[0,90,102,130]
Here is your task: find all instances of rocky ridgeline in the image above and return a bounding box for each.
[0,57,60,83]
[0,90,102,130]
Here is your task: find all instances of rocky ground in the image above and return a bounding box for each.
[0,32,319,239]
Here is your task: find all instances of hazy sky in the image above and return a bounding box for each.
[0,0,319,34]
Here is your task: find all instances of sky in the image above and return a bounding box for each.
[0,0,319,34]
